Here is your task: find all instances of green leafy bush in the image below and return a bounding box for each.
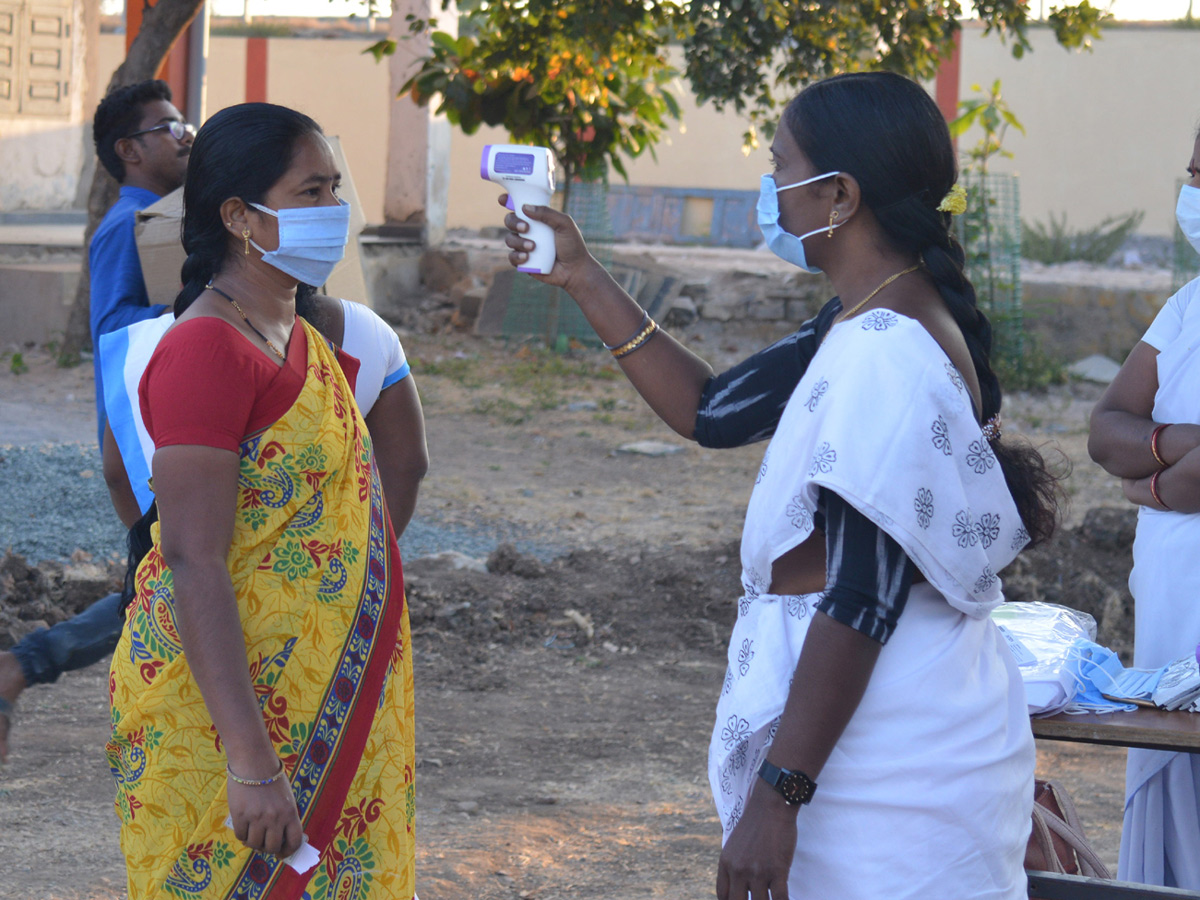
[1022,211,1144,264]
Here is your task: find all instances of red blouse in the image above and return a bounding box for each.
[140,316,359,453]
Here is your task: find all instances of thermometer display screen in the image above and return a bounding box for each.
[494,152,535,176]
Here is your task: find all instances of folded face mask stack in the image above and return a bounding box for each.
[992,602,1200,716]
[991,601,1098,716]
[1059,640,1149,715]
[1150,652,1200,711]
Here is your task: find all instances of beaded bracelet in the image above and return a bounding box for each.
[1151,423,1169,469]
[227,758,285,787]
[1150,468,1172,511]
[602,310,649,351]
[611,318,659,359]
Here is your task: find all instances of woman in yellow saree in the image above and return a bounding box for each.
[105,104,415,900]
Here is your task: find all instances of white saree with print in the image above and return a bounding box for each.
[710,310,1035,900]
[1120,277,1200,890]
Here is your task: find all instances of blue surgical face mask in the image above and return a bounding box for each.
[249,198,351,287]
[1061,639,1147,714]
[756,171,842,273]
[1176,184,1200,257]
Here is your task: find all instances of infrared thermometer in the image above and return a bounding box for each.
[481,144,557,274]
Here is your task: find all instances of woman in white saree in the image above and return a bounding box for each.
[1089,132,1200,890]
[499,72,1061,900]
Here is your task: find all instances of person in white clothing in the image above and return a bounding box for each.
[1088,130,1200,890]
[498,71,1062,900]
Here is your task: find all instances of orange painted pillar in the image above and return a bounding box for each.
[934,29,963,125]
[125,0,190,107]
[245,37,268,103]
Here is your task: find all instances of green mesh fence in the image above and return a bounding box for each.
[500,179,615,348]
[954,172,1023,364]
[1173,178,1200,294]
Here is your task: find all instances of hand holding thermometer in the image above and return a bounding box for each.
[481,144,557,274]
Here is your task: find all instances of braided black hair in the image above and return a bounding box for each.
[784,71,1060,545]
[119,501,158,614]
[174,103,323,315]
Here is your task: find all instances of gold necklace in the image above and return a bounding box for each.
[834,264,921,324]
[206,281,287,361]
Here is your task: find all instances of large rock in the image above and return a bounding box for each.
[420,249,471,294]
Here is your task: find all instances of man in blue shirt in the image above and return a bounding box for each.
[0,81,193,763]
[89,79,194,447]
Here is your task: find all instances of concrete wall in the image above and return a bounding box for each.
[78,22,448,239]
[94,34,768,230]
[957,24,1200,238]
[0,0,100,211]
[78,23,1200,238]
[0,262,79,344]
[96,32,392,222]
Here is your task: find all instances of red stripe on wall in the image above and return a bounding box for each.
[246,37,269,104]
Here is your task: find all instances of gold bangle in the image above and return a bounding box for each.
[602,310,649,351]
[611,318,659,359]
[227,758,285,787]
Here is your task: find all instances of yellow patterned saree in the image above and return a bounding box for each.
[107,320,415,900]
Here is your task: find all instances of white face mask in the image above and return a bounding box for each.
[756,171,842,273]
[1176,184,1200,257]
[249,198,351,287]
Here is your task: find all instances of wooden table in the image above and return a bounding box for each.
[1027,709,1200,900]
[1032,708,1200,754]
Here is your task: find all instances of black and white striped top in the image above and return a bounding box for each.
[694,298,916,644]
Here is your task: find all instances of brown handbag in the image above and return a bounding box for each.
[1025,779,1113,882]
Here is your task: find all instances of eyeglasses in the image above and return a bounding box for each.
[125,120,196,142]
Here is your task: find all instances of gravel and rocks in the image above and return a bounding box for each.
[0,443,563,572]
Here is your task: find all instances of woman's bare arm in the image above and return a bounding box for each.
[717,614,882,900]
[154,444,303,858]
[1089,342,1200,476]
[1124,444,1200,513]
[503,200,716,438]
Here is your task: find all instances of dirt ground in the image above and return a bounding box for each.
[0,319,1136,899]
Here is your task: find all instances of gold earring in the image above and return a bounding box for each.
[242,228,251,256]
[827,210,839,238]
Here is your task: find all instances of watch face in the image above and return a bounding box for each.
[780,771,815,805]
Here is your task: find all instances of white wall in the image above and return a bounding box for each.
[957,24,1200,237]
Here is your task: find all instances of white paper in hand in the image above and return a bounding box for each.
[224,815,321,874]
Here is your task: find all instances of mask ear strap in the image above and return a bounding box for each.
[1066,649,1124,697]
[776,170,840,193]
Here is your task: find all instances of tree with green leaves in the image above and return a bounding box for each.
[61,0,207,361]
[681,0,1109,146]
[373,0,680,206]
[382,0,1110,178]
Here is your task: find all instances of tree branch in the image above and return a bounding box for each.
[60,0,205,363]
